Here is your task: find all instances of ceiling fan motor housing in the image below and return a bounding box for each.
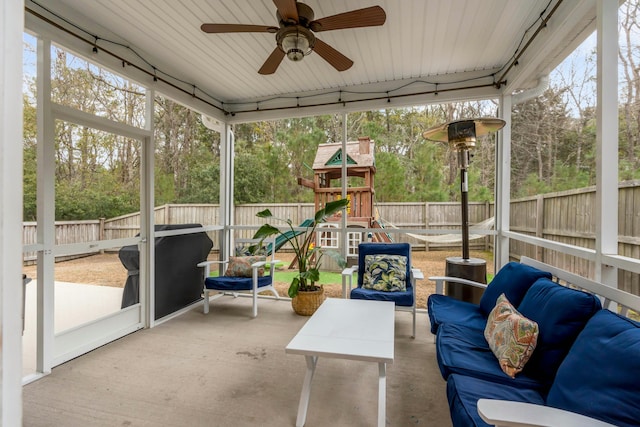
[276,2,315,25]
[276,3,316,61]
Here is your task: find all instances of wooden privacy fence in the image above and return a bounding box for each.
[103,201,493,251]
[22,201,492,262]
[509,180,640,295]
[23,219,102,264]
[22,181,640,294]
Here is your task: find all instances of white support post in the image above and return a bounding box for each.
[220,124,234,262]
[341,113,348,262]
[595,0,618,286]
[142,90,155,328]
[1,0,25,423]
[36,36,55,375]
[495,95,512,269]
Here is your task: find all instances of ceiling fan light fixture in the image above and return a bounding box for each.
[278,26,314,62]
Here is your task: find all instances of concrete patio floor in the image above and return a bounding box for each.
[22,296,452,426]
[22,280,124,377]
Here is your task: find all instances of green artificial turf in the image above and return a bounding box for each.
[207,268,345,285]
[272,270,344,285]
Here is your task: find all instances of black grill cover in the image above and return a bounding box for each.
[119,224,213,320]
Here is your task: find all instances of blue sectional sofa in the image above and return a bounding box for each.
[428,257,640,427]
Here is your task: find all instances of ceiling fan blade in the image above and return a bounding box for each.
[273,0,299,23]
[310,6,386,32]
[258,47,286,75]
[201,23,277,33]
[313,38,353,72]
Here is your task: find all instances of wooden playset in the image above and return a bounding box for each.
[297,137,391,263]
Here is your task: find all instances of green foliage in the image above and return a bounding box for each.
[620,158,640,181]
[179,162,220,204]
[551,163,593,191]
[234,151,271,204]
[253,198,349,298]
[411,141,447,202]
[23,94,38,221]
[256,141,296,203]
[515,173,552,198]
[23,146,37,221]
[22,38,640,220]
[374,152,406,202]
[154,171,177,206]
[55,178,138,220]
[467,168,494,202]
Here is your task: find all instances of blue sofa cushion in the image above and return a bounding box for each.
[436,323,543,390]
[205,275,273,291]
[447,374,545,427]
[479,262,552,316]
[517,278,602,387]
[546,310,640,427]
[427,293,486,334]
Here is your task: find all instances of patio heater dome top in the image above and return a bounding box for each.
[422,117,506,150]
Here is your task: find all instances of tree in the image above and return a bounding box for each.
[374,152,406,202]
[28,11,640,221]
[46,48,144,219]
[23,92,37,220]
[619,0,640,179]
[511,88,577,197]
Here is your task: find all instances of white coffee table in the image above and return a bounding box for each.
[285,298,395,427]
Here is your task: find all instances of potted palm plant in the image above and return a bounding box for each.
[253,198,349,315]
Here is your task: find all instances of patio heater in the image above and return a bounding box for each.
[423,118,505,303]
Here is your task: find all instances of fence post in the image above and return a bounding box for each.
[536,194,544,261]
[484,201,490,252]
[99,217,105,254]
[424,202,430,252]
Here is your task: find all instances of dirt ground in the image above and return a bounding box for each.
[22,249,494,309]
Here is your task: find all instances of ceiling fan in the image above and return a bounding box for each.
[201,0,386,75]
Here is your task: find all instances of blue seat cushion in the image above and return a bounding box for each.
[447,374,545,427]
[427,293,486,334]
[546,310,640,427]
[517,278,602,387]
[350,287,414,306]
[205,275,273,291]
[436,323,543,390]
[479,262,552,316]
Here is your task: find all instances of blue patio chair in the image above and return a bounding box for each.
[342,242,423,338]
[198,238,280,317]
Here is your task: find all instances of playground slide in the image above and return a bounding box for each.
[266,218,314,254]
[371,219,393,242]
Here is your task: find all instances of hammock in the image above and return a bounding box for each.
[381,217,495,244]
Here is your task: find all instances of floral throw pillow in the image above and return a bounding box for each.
[224,256,265,278]
[362,254,408,292]
[484,293,539,378]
